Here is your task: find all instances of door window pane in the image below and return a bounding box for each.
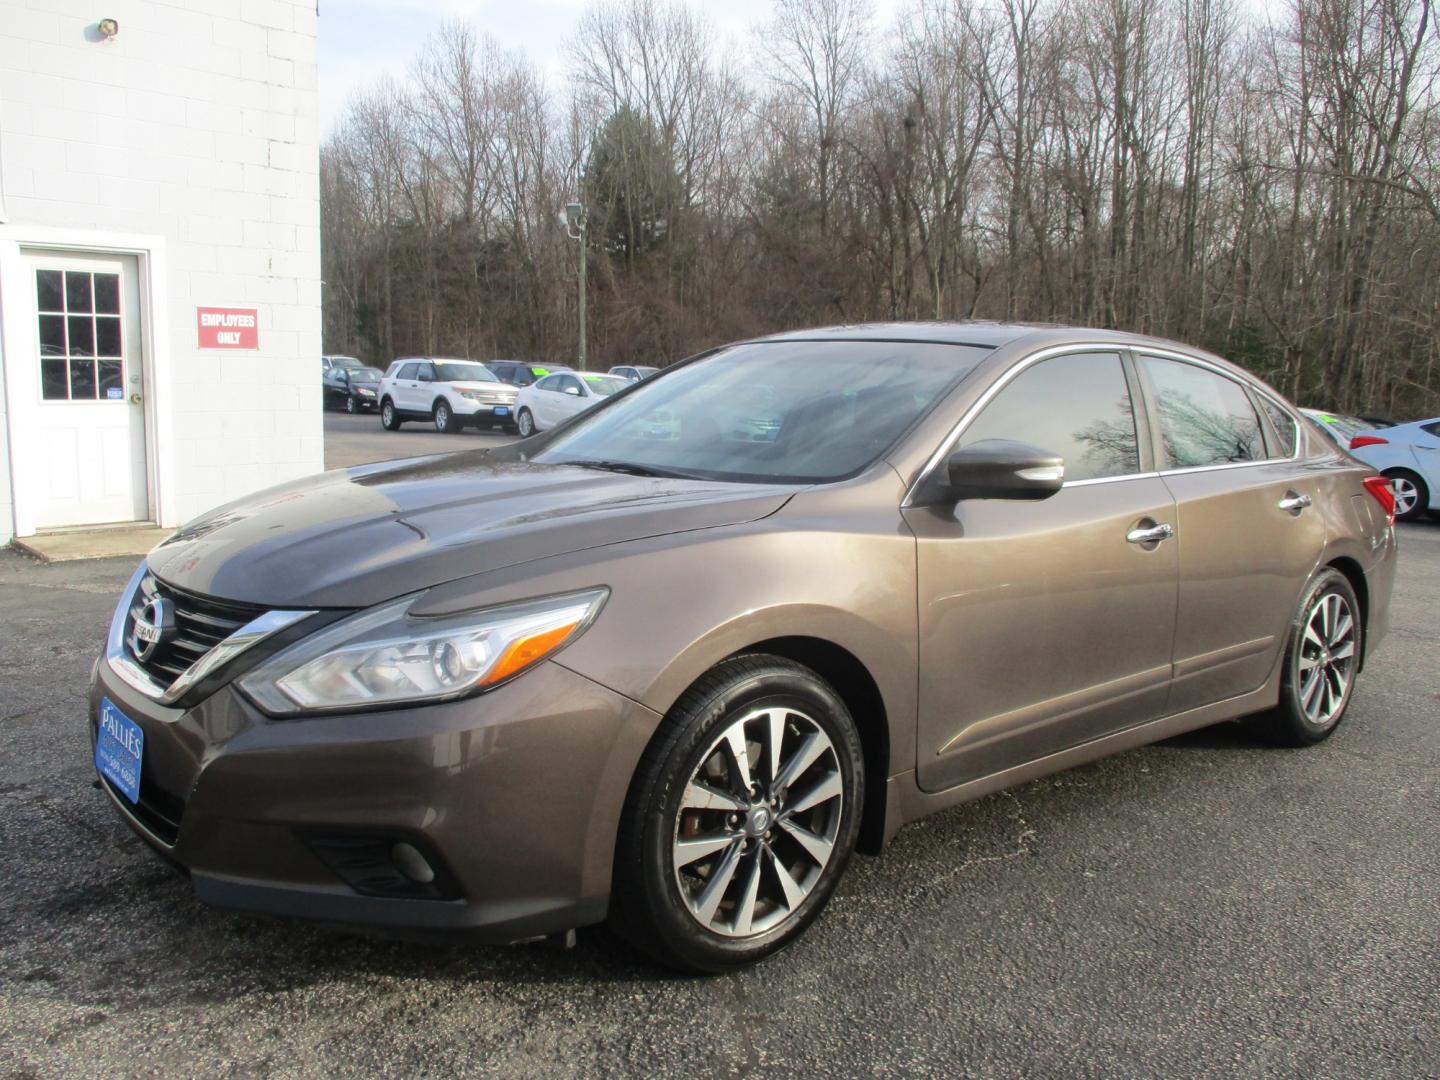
[93,273,120,314]
[1140,357,1264,468]
[67,316,95,357]
[36,270,64,312]
[95,316,122,357]
[959,352,1140,483]
[39,315,66,357]
[98,360,124,398]
[1259,397,1297,457]
[41,359,69,400]
[69,357,97,398]
[65,271,93,312]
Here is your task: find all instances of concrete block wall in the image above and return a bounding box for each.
[0,0,321,531]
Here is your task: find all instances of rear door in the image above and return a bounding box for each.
[904,350,1179,792]
[1136,354,1326,712]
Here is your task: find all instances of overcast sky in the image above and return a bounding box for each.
[317,0,905,134]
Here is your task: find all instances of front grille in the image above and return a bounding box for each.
[126,575,267,689]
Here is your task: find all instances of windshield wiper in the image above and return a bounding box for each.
[567,459,698,480]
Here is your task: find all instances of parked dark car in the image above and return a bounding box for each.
[323,364,383,413]
[485,360,573,387]
[92,323,1395,973]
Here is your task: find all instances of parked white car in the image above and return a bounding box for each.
[1345,416,1440,521]
[609,365,659,381]
[514,372,631,436]
[377,358,519,434]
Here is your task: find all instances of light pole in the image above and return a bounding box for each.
[563,201,587,371]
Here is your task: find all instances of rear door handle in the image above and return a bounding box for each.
[1279,493,1312,513]
[1127,522,1175,545]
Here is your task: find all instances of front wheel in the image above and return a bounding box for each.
[610,654,864,972]
[345,395,358,415]
[1249,568,1363,746]
[434,400,460,434]
[1384,469,1429,521]
[516,408,536,438]
[380,399,402,430]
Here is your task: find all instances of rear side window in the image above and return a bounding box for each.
[1258,397,1298,457]
[1139,357,1264,468]
[960,352,1140,483]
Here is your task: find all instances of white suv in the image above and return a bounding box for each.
[377,358,520,434]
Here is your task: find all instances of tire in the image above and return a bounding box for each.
[1248,568,1363,747]
[1384,469,1429,522]
[434,399,461,434]
[516,408,536,438]
[380,399,402,431]
[345,395,358,415]
[610,654,865,973]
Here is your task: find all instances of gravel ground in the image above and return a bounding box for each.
[1,522,1436,1079]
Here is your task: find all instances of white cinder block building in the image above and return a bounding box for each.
[0,0,322,544]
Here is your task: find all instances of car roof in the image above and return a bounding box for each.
[744,321,1240,357]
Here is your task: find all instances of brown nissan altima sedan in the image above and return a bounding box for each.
[91,323,1397,971]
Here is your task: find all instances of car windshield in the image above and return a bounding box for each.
[434,362,497,382]
[533,341,986,483]
[582,374,631,397]
[350,367,382,380]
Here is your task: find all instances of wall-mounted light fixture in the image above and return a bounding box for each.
[97,17,119,39]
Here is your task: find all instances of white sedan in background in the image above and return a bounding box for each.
[1345,416,1440,521]
[514,372,631,437]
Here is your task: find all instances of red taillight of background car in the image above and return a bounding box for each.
[1349,434,1389,449]
[1362,475,1397,525]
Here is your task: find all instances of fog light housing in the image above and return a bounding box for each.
[301,831,459,900]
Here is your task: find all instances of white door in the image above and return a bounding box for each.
[26,250,148,528]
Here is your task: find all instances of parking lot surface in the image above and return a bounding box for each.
[323,410,519,470]
[1,522,1436,1078]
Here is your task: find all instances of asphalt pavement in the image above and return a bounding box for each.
[323,409,519,470]
[1,519,1436,1078]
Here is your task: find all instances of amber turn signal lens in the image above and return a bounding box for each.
[478,619,583,687]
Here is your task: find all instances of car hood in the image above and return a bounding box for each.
[146,451,797,608]
[448,380,513,392]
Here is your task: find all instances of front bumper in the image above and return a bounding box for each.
[451,399,518,424]
[88,655,660,943]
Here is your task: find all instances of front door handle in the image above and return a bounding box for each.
[1126,522,1175,545]
[1279,492,1312,514]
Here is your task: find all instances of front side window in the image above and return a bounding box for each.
[36,268,124,401]
[1139,356,1264,468]
[533,341,986,484]
[958,352,1140,483]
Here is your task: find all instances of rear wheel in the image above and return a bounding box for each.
[1249,568,1362,746]
[611,655,864,973]
[516,408,536,438]
[380,399,402,430]
[1384,469,1428,521]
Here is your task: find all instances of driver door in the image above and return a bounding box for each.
[901,351,1180,792]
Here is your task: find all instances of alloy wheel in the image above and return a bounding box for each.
[1390,475,1420,517]
[1297,591,1357,728]
[672,705,843,938]
[346,395,357,414]
[435,403,451,432]
[517,409,534,437]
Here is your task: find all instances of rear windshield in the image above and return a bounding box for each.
[533,340,987,483]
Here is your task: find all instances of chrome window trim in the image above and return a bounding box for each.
[1250,389,1304,460]
[105,564,315,705]
[903,342,1145,506]
[1062,471,1162,489]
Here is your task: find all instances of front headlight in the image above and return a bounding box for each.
[357,387,375,396]
[237,588,607,716]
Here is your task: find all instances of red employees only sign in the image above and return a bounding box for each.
[196,307,259,349]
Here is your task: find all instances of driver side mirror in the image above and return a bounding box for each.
[918,439,1065,505]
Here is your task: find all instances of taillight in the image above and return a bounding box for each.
[1362,475,1397,525]
[1349,434,1389,449]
